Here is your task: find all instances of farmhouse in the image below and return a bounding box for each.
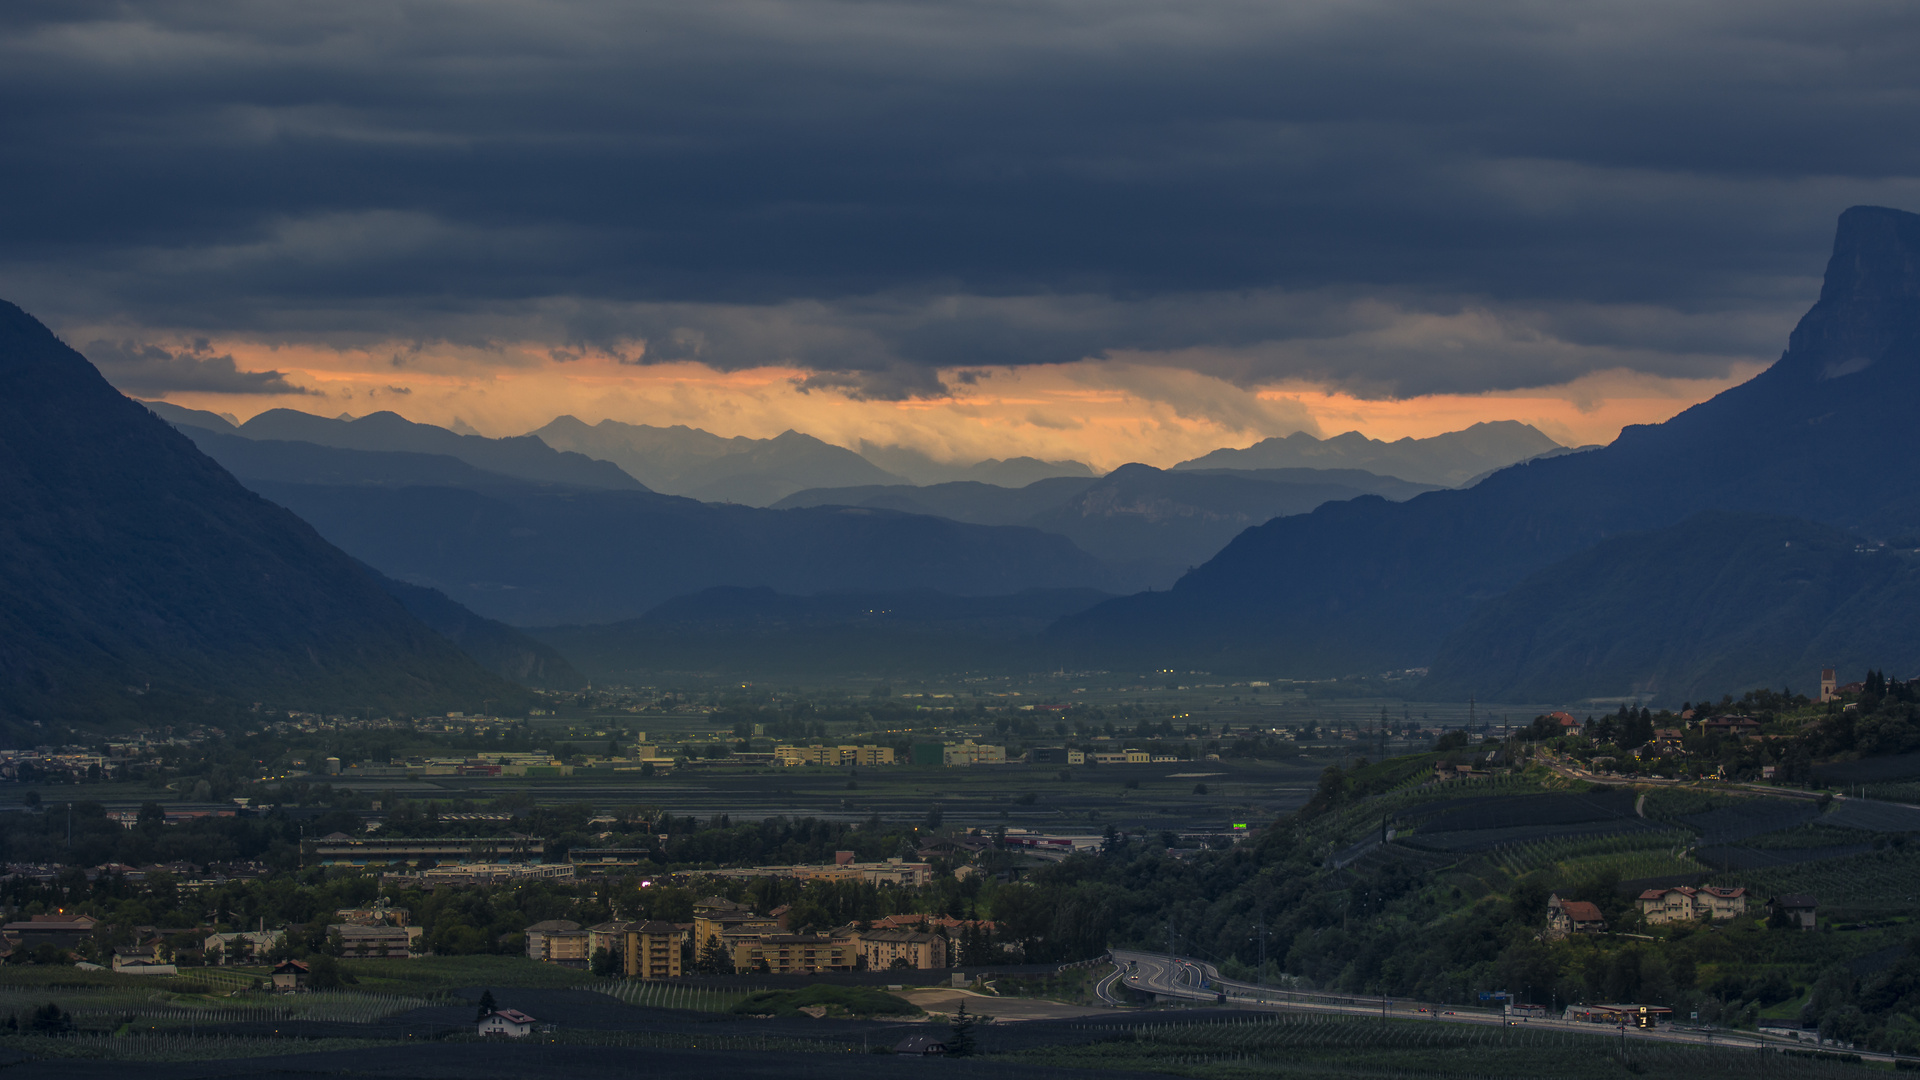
[1547,895,1606,936]
[1547,712,1581,734]
[271,959,310,989]
[477,1008,538,1037]
[1766,894,1818,929]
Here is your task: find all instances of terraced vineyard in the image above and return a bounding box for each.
[595,979,751,1012]
[1394,790,1661,853]
[1693,844,1874,871]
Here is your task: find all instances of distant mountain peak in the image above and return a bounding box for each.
[1775,205,1920,385]
[1172,421,1561,487]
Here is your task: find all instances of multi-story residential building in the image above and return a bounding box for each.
[691,898,779,958]
[729,933,856,974]
[525,919,583,962]
[854,928,947,970]
[587,921,630,959]
[623,920,687,978]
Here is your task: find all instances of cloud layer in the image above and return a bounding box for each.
[81,338,311,396]
[5,0,1919,401]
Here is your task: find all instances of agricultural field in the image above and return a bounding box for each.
[1713,845,1920,912]
[1492,828,1700,879]
[997,1011,1874,1079]
[1395,789,1663,853]
[1677,799,1823,846]
[1823,799,1920,833]
[340,754,1334,835]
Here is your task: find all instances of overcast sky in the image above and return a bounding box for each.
[4,1,1917,461]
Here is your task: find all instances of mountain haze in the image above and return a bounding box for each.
[531,416,902,504]
[1052,206,1920,681]
[853,443,1096,486]
[776,465,1436,589]
[146,413,1119,626]
[537,587,1112,681]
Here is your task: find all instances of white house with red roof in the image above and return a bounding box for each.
[477,1008,538,1037]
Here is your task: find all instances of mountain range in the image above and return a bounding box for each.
[144,406,1529,615]
[0,301,556,727]
[1051,205,1920,698]
[208,406,645,489]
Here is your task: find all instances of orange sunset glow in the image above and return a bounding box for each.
[144,339,1765,468]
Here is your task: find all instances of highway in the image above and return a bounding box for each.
[1103,949,1901,1064]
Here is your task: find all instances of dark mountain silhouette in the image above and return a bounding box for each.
[234,408,644,491]
[1420,513,1920,705]
[0,301,532,724]
[774,465,1435,589]
[1172,420,1563,487]
[531,416,901,503]
[1051,206,1920,677]
[535,587,1111,681]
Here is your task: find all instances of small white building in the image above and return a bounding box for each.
[112,948,177,976]
[477,1008,538,1037]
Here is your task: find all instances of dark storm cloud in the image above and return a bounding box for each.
[81,338,312,396]
[3,0,1919,397]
